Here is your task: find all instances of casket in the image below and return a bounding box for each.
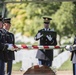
[23,65,56,75]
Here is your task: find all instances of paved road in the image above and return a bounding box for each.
[56,71,73,75]
[11,71,73,75]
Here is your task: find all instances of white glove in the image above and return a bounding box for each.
[65,45,73,51]
[7,44,15,51]
[36,33,43,39]
[72,45,76,51]
[46,35,52,41]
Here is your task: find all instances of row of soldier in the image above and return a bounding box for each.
[0,15,76,75]
[0,15,57,75]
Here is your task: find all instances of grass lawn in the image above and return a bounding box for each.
[58,58,73,71]
[12,61,22,71]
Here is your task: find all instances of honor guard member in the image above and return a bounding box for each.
[0,15,6,75]
[0,15,10,75]
[70,35,76,75]
[0,16,15,75]
[34,17,57,67]
[3,18,15,75]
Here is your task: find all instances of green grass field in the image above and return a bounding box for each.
[58,58,73,71]
[12,61,22,71]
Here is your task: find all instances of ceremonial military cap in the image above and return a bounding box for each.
[43,17,52,24]
[4,18,11,24]
[0,15,3,22]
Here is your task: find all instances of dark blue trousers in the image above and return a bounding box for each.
[0,60,5,75]
[7,60,13,75]
[73,64,76,75]
[38,59,52,67]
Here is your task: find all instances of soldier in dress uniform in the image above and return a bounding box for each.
[3,18,15,75]
[70,36,76,75]
[34,17,57,67]
[0,15,15,75]
[0,15,5,75]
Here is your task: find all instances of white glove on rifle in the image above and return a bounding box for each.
[7,44,15,51]
[36,33,43,39]
[46,35,52,41]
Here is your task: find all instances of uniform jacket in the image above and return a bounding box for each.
[35,28,57,61]
[0,29,15,62]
